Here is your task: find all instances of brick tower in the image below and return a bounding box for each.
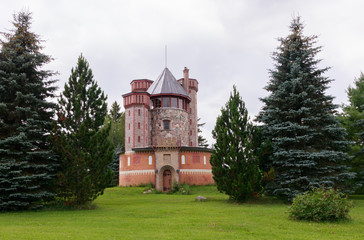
[123,79,153,151]
[120,67,213,191]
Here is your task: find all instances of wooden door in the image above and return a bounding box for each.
[163,170,172,192]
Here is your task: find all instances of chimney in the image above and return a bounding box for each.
[183,67,189,92]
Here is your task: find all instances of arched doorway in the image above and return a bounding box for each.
[163,170,172,192]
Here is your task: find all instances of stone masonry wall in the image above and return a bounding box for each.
[150,108,189,146]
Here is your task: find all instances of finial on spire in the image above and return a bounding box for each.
[165,45,167,68]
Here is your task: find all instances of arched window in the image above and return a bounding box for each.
[148,156,153,165]
[204,156,207,165]
[181,155,185,165]
[127,157,130,166]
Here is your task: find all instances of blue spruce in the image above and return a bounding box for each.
[0,12,58,211]
[257,17,354,200]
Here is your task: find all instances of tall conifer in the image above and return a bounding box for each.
[53,55,112,205]
[257,17,354,200]
[0,12,58,210]
[211,86,262,202]
[339,73,364,192]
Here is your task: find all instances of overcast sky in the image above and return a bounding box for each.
[1,0,364,145]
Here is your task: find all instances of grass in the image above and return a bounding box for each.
[0,186,363,240]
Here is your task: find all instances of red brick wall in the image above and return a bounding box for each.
[120,152,155,171]
[178,151,214,185]
[119,151,156,186]
[119,172,155,186]
[179,172,214,185]
[119,150,214,186]
[179,151,212,170]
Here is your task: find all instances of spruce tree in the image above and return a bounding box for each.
[53,55,113,205]
[210,86,262,202]
[257,17,354,200]
[339,73,364,192]
[0,12,58,211]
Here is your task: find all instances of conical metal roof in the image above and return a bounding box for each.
[147,68,189,97]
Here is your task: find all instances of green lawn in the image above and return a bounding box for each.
[0,186,363,240]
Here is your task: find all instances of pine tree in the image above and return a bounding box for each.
[210,86,262,202]
[104,101,125,186]
[257,17,354,200]
[0,12,58,211]
[339,73,364,192]
[52,54,113,205]
[197,118,209,148]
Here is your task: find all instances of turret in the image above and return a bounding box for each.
[123,79,153,152]
[147,68,191,147]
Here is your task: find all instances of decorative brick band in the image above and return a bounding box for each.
[179,169,212,174]
[120,170,155,175]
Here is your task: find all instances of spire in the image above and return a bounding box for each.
[147,68,189,97]
[165,45,167,68]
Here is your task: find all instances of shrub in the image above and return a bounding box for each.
[170,182,191,195]
[139,182,154,189]
[288,188,354,222]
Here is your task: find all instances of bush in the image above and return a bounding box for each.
[170,182,191,195]
[288,188,354,222]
